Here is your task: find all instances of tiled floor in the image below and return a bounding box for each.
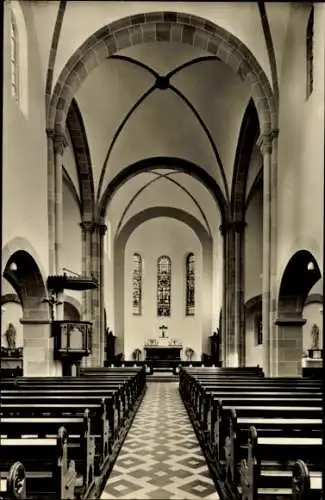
[100,382,220,500]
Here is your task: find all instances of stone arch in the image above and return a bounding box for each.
[2,238,52,375]
[48,11,276,135]
[231,99,260,221]
[64,294,82,321]
[278,250,321,316]
[66,99,95,220]
[99,156,228,224]
[113,207,213,356]
[2,239,49,322]
[275,250,322,377]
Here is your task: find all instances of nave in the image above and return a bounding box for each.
[100,382,220,500]
[1,365,322,500]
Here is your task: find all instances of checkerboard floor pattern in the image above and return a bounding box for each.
[100,382,220,499]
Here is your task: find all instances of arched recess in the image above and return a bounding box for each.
[48,11,276,136]
[275,250,322,376]
[64,295,82,321]
[113,207,213,356]
[2,238,53,376]
[99,156,228,224]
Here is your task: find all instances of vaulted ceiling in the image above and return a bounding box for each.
[64,40,260,230]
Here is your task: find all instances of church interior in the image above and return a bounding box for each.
[1,1,324,499]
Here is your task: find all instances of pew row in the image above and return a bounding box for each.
[0,368,147,499]
[239,427,322,500]
[0,427,77,499]
[0,462,26,500]
[179,367,322,500]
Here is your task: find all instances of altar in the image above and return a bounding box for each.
[144,345,182,362]
[144,326,182,362]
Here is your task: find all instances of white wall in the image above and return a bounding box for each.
[277,4,324,279]
[3,2,49,275]
[62,181,82,302]
[123,218,204,360]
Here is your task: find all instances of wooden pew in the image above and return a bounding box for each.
[0,427,76,499]
[239,426,322,500]
[179,367,322,499]
[292,460,323,500]
[0,408,95,494]
[0,462,26,500]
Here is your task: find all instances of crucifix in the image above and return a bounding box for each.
[42,292,63,321]
[159,325,168,338]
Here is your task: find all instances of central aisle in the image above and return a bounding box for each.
[100,382,220,500]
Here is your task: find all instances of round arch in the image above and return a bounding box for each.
[275,250,322,377]
[64,294,82,321]
[278,250,321,316]
[99,156,228,223]
[113,206,213,357]
[48,11,276,135]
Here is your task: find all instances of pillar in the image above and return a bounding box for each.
[220,222,238,367]
[233,221,246,367]
[275,316,306,376]
[21,320,58,376]
[80,221,95,322]
[257,132,273,376]
[47,131,68,321]
[80,220,107,367]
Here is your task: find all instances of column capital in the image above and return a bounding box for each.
[47,128,68,155]
[257,133,272,155]
[80,221,107,235]
[219,222,231,236]
[80,220,96,233]
[233,220,247,233]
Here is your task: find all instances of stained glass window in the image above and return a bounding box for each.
[132,253,142,316]
[306,7,314,99]
[157,256,171,316]
[186,253,195,316]
[9,11,19,101]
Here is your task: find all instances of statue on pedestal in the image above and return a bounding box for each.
[4,323,17,350]
[311,323,320,350]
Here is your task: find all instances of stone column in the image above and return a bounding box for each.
[275,316,306,376]
[219,224,228,366]
[49,131,68,320]
[233,221,247,367]
[80,221,95,321]
[219,222,238,367]
[257,133,273,376]
[85,222,107,367]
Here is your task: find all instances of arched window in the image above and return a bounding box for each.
[157,256,171,316]
[9,10,19,101]
[132,253,142,316]
[306,7,314,99]
[185,253,195,316]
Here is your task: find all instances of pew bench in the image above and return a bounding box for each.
[0,427,76,499]
[0,462,26,500]
[239,426,323,500]
[292,460,323,500]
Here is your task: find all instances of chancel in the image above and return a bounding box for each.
[1,1,324,500]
